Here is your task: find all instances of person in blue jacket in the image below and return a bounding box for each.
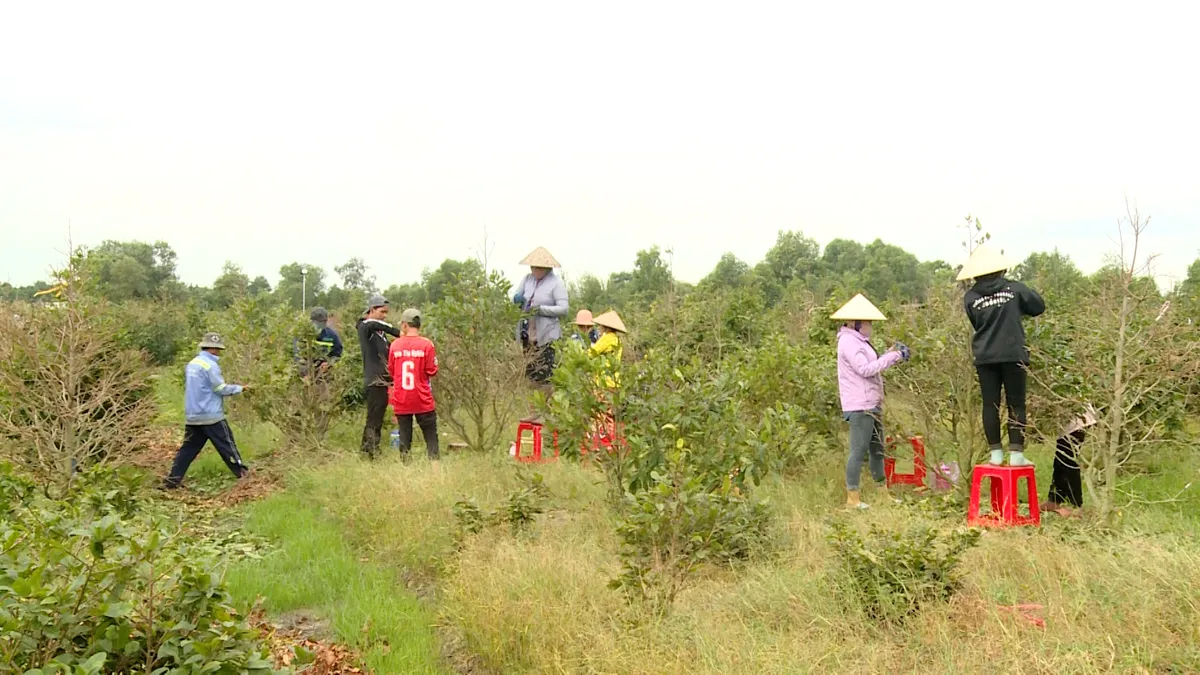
[163,332,251,489]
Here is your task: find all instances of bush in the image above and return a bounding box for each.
[204,297,359,446]
[0,269,157,491]
[450,472,551,541]
[828,521,980,624]
[502,473,550,535]
[0,463,284,674]
[105,299,193,366]
[428,267,528,453]
[610,449,774,617]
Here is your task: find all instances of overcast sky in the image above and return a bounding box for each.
[2,2,1198,291]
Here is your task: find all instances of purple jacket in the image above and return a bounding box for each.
[837,326,902,412]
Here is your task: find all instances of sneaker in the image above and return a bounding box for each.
[1008,452,1034,467]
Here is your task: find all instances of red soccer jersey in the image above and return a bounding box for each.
[388,335,439,414]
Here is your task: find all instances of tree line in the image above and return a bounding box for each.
[4,229,1198,322]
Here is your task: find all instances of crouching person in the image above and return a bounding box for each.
[164,332,251,489]
[1042,405,1098,517]
[832,294,910,509]
[389,309,440,460]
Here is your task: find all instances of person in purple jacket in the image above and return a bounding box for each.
[832,294,910,509]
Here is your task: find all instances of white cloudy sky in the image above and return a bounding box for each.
[2,2,1198,290]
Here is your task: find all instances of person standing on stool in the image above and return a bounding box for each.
[357,294,401,458]
[164,332,250,489]
[389,308,440,459]
[958,245,1046,467]
[832,294,910,510]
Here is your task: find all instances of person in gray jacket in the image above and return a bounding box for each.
[513,247,569,420]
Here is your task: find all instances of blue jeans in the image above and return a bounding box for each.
[844,410,885,491]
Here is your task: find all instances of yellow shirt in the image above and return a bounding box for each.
[589,332,623,388]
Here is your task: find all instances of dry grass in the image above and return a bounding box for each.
[283,447,1200,674]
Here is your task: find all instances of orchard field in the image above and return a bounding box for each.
[3,215,1200,674]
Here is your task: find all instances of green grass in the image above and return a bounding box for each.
[225,491,445,674]
[280,447,1200,674]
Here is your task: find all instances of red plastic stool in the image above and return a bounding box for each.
[581,418,625,457]
[884,436,927,487]
[967,464,1040,527]
[514,421,559,463]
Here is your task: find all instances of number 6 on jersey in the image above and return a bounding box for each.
[400,360,416,391]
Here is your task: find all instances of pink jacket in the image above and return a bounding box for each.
[837,326,902,412]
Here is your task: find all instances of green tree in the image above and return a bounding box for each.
[1171,256,1200,321]
[759,230,820,287]
[422,259,484,304]
[630,246,673,300]
[211,261,250,309]
[81,240,181,302]
[247,275,272,297]
[0,280,51,302]
[606,271,634,307]
[335,257,377,293]
[821,239,867,280]
[380,282,427,308]
[700,253,753,290]
[919,260,955,290]
[755,230,821,305]
[1013,250,1086,303]
[860,239,923,302]
[275,263,326,310]
[571,273,613,312]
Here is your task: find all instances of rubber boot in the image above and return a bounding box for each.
[846,490,869,510]
[989,447,1004,465]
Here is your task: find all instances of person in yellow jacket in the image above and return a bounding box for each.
[589,311,626,389]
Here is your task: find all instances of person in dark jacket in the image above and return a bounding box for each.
[296,307,343,378]
[957,245,1046,467]
[356,294,401,458]
[1042,405,1097,517]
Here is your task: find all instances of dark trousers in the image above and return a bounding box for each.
[976,362,1028,449]
[361,385,390,457]
[165,421,247,488]
[1049,430,1086,507]
[397,411,439,459]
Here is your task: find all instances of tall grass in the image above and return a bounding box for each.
[289,446,1200,673]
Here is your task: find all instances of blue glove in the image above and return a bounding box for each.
[896,342,911,362]
[513,293,526,307]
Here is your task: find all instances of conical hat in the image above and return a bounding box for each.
[956,244,1012,281]
[574,309,595,326]
[593,310,627,333]
[520,247,561,268]
[830,294,886,321]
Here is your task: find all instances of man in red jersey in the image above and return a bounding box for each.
[389,308,440,459]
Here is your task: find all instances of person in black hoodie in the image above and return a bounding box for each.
[356,294,401,458]
[957,245,1046,467]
